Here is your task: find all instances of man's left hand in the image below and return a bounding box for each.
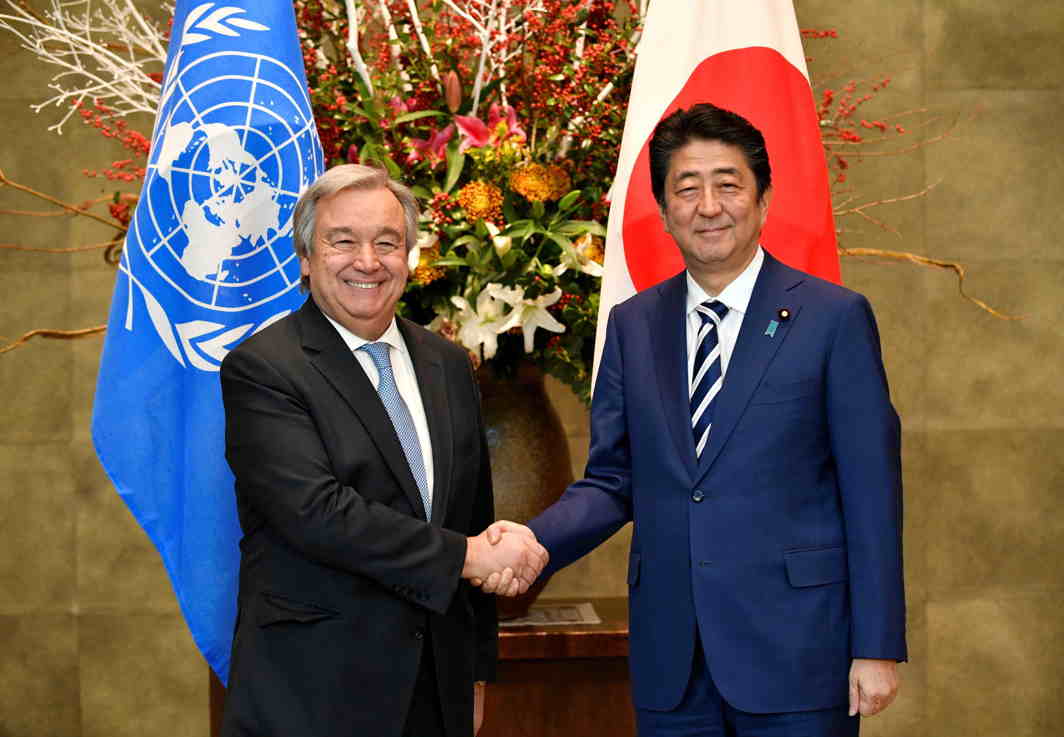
[848,658,899,717]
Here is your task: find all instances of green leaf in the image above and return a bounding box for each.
[501,250,520,270]
[452,234,481,249]
[503,192,519,223]
[556,220,607,236]
[358,144,401,178]
[532,200,546,220]
[557,189,582,212]
[546,232,575,252]
[431,256,468,267]
[393,110,446,125]
[443,141,465,194]
[504,220,534,240]
[410,184,433,200]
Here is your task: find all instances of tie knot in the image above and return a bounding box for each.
[360,342,392,372]
[697,300,729,325]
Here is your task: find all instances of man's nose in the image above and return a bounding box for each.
[349,242,381,270]
[696,188,723,217]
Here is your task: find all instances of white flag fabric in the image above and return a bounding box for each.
[594,0,837,385]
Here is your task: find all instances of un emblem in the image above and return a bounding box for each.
[123,5,323,371]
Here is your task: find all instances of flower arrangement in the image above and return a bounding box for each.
[296,0,645,401]
[0,2,1012,368]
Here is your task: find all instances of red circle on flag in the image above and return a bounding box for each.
[622,47,838,290]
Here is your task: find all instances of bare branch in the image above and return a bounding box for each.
[0,0,166,133]
[343,0,375,95]
[0,167,122,228]
[839,247,1019,320]
[0,237,120,253]
[834,180,939,225]
[374,0,403,71]
[404,0,441,85]
[0,325,107,355]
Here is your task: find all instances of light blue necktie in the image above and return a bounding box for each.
[690,300,729,458]
[360,342,431,518]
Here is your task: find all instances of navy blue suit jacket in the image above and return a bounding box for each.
[529,251,906,713]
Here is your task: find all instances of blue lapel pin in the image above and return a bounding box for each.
[764,320,779,337]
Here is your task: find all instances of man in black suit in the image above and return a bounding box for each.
[219,164,547,737]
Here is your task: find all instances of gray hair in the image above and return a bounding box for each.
[292,164,420,292]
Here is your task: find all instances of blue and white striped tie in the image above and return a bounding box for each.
[360,342,431,518]
[690,301,729,458]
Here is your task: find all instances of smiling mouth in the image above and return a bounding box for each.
[343,279,381,289]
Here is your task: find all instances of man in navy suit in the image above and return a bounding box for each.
[496,104,907,735]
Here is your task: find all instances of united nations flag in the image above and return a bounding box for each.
[91,0,324,682]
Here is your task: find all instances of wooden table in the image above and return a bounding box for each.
[479,597,635,737]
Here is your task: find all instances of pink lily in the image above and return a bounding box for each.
[454,103,527,152]
[407,124,454,167]
[389,96,411,116]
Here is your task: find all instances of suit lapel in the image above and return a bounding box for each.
[695,253,805,484]
[650,273,699,483]
[398,318,453,526]
[298,301,428,520]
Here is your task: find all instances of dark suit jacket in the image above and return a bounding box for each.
[530,251,906,714]
[219,298,496,737]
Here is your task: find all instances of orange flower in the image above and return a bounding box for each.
[456,180,504,223]
[510,163,571,202]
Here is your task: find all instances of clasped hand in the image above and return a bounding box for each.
[463,521,548,598]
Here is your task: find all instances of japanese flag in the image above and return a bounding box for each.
[594,0,837,381]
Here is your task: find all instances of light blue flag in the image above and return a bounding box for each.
[91,1,324,683]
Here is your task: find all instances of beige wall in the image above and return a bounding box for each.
[2,1,1062,735]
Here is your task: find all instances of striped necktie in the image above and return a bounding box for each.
[690,300,729,458]
[360,342,431,518]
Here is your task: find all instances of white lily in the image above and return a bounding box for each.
[483,221,512,258]
[553,233,604,277]
[450,285,510,360]
[491,285,566,353]
[408,231,438,271]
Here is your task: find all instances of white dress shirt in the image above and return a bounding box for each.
[322,314,435,500]
[685,246,765,396]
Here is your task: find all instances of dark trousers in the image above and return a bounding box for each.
[402,632,446,737]
[636,634,859,737]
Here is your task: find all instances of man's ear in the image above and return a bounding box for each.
[758,186,773,224]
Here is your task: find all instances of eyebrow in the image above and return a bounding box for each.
[320,226,403,240]
[673,166,742,181]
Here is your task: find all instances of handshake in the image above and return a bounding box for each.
[462,521,549,597]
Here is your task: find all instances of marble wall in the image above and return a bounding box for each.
[1,1,1061,735]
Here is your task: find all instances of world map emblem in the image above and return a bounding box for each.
[121,4,324,371]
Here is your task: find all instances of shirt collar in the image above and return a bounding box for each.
[321,312,404,355]
[685,246,764,318]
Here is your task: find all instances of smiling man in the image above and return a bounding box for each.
[219,164,548,737]
[508,104,908,736]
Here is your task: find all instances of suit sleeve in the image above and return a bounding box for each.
[221,346,467,615]
[464,356,499,682]
[529,306,633,573]
[826,294,907,661]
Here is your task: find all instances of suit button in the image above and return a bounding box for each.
[698,560,713,567]
[692,490,705,503]
[414,628,425,640]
